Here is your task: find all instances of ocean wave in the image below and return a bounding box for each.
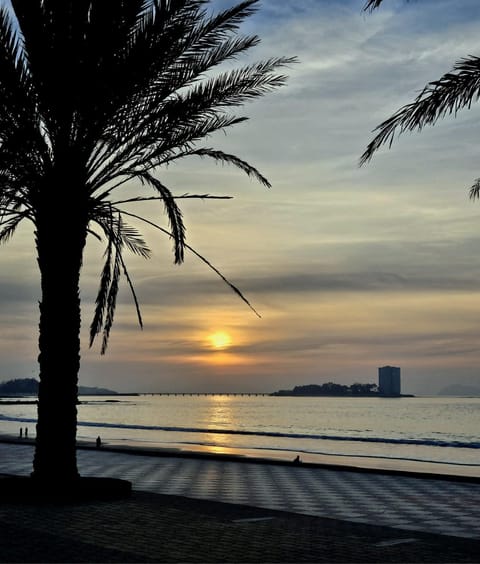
[1,414,478,450]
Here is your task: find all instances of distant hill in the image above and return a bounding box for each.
[78,385,118,396]
[0,378,38,395]
[437,384,480,397]
[0,378,118,396]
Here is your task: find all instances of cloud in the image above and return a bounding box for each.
[4,1,480,394]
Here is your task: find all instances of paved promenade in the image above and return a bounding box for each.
[1,442,480,562]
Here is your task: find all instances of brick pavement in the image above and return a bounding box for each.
[1,490,480,563]
[2,442,480,539]
[1,441,480,562]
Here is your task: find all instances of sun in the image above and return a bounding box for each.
[208,331,232,350]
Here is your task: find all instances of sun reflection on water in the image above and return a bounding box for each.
[201,395,238,455]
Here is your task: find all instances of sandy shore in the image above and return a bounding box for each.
[80,436,480,480]
[2,432,479,480]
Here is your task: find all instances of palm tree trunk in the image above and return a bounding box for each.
[31,201,87,484]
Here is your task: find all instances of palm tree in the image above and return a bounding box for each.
[360,0,480,197]
[0,0,293,491]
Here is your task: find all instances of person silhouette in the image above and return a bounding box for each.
[96,436,102,448]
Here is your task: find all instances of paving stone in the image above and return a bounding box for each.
[1,441,480,562]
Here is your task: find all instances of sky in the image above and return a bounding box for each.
[3,0,480,395]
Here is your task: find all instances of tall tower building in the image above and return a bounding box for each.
[378,366,401,396]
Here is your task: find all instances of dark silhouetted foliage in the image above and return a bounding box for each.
[271,382,378,396]
[361,0,480,201]
[0,0,293,482]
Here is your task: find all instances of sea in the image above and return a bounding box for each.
[0,394,479,475]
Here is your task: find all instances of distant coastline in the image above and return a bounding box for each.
[0,378,121,399]
[270,383,414,398]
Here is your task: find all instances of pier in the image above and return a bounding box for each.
[145,392,269,397]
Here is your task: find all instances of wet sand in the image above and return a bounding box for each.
[80,436,480,479]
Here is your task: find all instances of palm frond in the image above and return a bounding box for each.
[0,172,35,228]
[135,171,186,264]
[469,178,480,201]
[89,210,124,353]
[116,220,151,259]
[175,148,272,188]
[153,116,249,161]
[112,194,232,205]
[0,214,25,244]
[363,0,414,11]
[90,207,151,350]
[181,57,295,107]
[363,0,385,11]
[125,0,261,115]
[101,237,122,354]
[190,1,259,41]
[87,228,102,242]
[124,17,261,124]
[135,57,293,148]
[89,45,294,189]
[118,250,144,334]
[119,209,262,318]
[89,228,114,347]
[360,55,480,165]
[88,114,248,192]
[0,7,50,178]
[90,29,264,171]
[0,7,31,121]
[185,239,262,319]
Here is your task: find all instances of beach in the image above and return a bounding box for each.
[2,395,480,560]
[68,435,480,479]
[1,439,480,562]
[3,394,479,476]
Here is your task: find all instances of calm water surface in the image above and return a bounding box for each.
[1,395,478,468]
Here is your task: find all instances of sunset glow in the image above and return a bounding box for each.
[208,331,232,350]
